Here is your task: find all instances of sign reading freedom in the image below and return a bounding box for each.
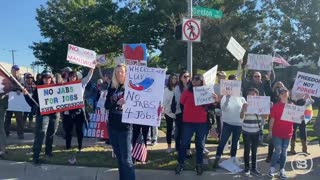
[37,81,84,115]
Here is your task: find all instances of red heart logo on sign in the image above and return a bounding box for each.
[124,45,144,61]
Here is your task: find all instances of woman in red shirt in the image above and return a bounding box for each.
[268,87,293,179]
[175,74,217,175]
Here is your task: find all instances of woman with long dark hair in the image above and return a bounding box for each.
[175,74,217,175]
[174,70,192,156]
[163,73,178,153]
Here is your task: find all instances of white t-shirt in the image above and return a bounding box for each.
[221,96,246,126]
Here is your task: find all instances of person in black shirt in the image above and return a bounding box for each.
[104,64,135,180]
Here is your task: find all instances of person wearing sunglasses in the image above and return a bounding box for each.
[174,70,192,157]
[175,74,218,175]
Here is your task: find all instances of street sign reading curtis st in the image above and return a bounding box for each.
[193,6,223,19]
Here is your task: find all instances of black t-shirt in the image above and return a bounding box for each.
[105,84,131,131]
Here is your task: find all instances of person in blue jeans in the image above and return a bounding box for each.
[268,87,294,179]
[24,70,59,164]
[104,64,135,180]
[213,75,246,168]
[175,74,218,175]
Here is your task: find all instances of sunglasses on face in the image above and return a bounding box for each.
[183,75,190,78]
[254,76,261,78]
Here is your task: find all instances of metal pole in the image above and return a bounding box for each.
[11,50,15,65]
[187,0,193,76]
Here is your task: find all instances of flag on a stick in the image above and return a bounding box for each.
[272,56,290,67]
[132,134,147,162]
[0,65,20,96]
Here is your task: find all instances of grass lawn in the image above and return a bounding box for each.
[3,109,320,170]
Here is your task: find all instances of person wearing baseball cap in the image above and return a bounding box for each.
[5,65,25,139]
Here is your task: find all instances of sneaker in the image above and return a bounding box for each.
[244,169,250,176]
[203,148,210,155]
[195,164,203,175]
[279,169,287,180]
[166,148,173,153]
[251,169,263,178]
[68,156,77,165]
[267,168,275,178]
[175,164,183,174]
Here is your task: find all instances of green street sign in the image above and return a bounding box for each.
[193,6,223,19]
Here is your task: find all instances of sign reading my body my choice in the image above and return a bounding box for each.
[37,81,84,115]
[122,65,166,127]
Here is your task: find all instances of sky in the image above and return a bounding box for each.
[0,0,47,71]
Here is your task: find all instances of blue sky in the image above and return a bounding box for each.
[0,0,47,70]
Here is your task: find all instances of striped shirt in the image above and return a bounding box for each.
[242,114,261,134]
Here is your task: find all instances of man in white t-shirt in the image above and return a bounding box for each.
[213,75,246,168]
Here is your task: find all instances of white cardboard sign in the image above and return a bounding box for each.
[292,71,320,97]
[220,80,241,97]
[7,92,31,112]
[193,85,215,106]
[67,44,97,68]
[247,53,273,71]
[226,37,246,60]
[246,96,270,115]
[203,65,218,85]
[281,103,305,124]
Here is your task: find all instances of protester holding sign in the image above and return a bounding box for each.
[289,94,314,155]
[24,70,60,164]
[163,74,178,153]
[268,87,295,179]
[175,74,218,175]
[174,70,192,156]
[240,88,264,177]
[63,68,94,153]
[5,65,25,139]
[104,64,135,180]
[213,75,246,169]
[213,71,227,140]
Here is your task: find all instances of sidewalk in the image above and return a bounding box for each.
[1,131,320,180]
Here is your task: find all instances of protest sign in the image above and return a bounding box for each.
[7,91,31,112]
[246,96,270,115]
[247,53,273,71]
[96,54,107,65]
[123,44,147,66]
[281,103,305,124]
[220,80,241,96]
[122,65,166,127]
[37,81,84,115]
[66,44,97,68]
[83,113,108,139]
[203,65,218,85]
[96,90,108,113]
[292,71,320,97]
[226,37,246,61]
[193,85,215,106]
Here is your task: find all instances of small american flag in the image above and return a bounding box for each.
[272,56,291,67]
[132,134,147,162]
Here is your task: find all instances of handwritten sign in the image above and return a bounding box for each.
[292,72,320,97]
[66,44,97,68]
[123,44,147,66]
[220,80,241,96]
[281,103,305,124]
[203,65,218,85]
[37,81,84,115]
[226,37,246,61]
[122,65,166,127]
[246,96,270,115]
[247,54,273,71]
[96,90,107,113]
[83,113,108,139]
[193,85,215,106]
[7,92,31,112]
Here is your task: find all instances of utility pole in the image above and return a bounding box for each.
[10,50,16,65]
[187,0,193,76]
